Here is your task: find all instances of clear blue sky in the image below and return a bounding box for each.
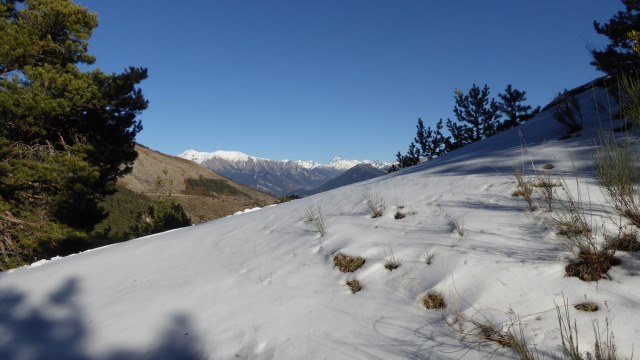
[76,0,621,163]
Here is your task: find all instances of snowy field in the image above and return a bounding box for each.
[1,87,639,359]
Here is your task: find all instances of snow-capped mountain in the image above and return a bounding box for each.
[178,150,390,196]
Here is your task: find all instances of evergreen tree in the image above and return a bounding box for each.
[394,142,420,169]
[591,0,640,75]
[497,85,541,131]
[414,118,429,156]
[449,84,500,145]
[445,118,468,151]
[414,118,447,160]
[0,0,148,269]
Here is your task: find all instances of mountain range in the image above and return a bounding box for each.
[178,150,390,196]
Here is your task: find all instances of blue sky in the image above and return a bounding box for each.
[76,0,621,163]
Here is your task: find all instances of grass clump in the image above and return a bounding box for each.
[305,204,326,237]
[446,297,621,360]
[333,252,365,273]
[513,166,535,211]
[604,230,640,252]
[574,302,599,312]
[420,249,434,265]
[535,170,558,211]
[382,247,401,271]
[551,178,620,281]
[620,72,640,126]
[422,291,446,310]
[366,193,386,218]
[565,251,620,281]
[346,279,362,293]
[556,298,618,360]
[450,219,464,237]
[594,131,640,227]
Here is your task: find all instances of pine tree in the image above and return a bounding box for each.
[394,142,420,169]
[449,84,500,145]
[414,118,447,160]
[497,85,541,131]
[591,0,640,75]
[0,0,148,269]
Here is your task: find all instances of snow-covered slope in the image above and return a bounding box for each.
[1,87,639,359]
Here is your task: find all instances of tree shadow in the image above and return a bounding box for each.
[0,278,205,359]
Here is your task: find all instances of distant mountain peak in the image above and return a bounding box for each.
[178,150,264,164]
[179,150,389,170]
[177,149,390,196]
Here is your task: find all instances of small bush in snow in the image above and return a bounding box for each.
[534,170,558,211]
[346,279,362,294]
[366,193,386,218]
[422,291,446,310]
[574,302,599,312]
[420,249,434,265]
[450,219,464,237]
[305,204,326,237]
[512,166,535,211]
[333,253,365,273]
[620,72,640,126]
[551,178,619,281]
[604,229,640,252]
[383,247,401,271]
[555,298,617,359]
[594,131,640,226]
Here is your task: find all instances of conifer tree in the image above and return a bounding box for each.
[591,0,640,75]
[414,118,447,160]
[0,0,148,269]
[497,85,541,131]
[394,142,420,169]
[448,84,500,146]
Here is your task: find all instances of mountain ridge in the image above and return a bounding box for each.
[178,149,390,196]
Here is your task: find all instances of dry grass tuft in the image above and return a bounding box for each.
[366,193,386,218]
[346,279,362,293]
[565,251,620,281]
[445,305,540,359]
[605,230,640,252]
[534,178,559,189]
[305,204,326,237]
[384,253,401,271]
[333,253,365,273]
[556,221,592,238]
[450,219,464,237]
[594,131,640,227]
[574,302,599,312]
[422,291,446,310]
[513,166,535,211]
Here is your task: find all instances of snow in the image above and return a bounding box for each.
[181,150,390,170]
[177,150,263,164]
[2,87,640,359]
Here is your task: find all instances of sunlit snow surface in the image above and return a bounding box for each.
[1,88,639,359]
